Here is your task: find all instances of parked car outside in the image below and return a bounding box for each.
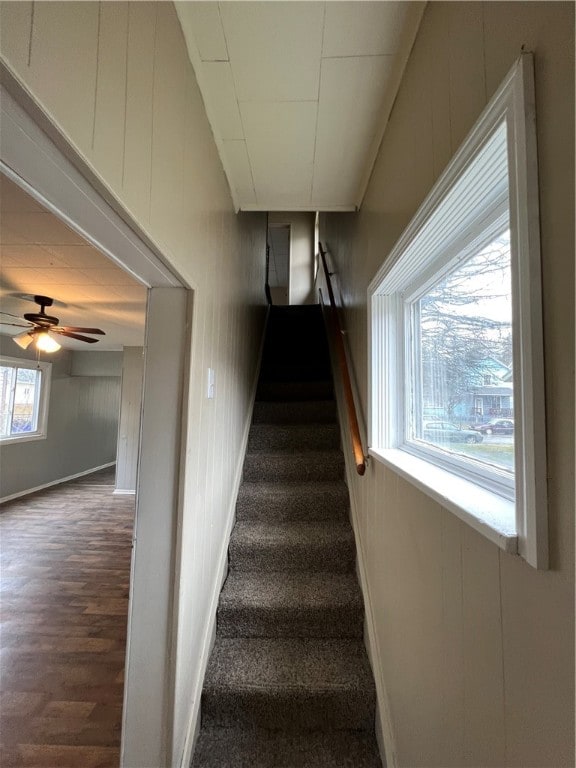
[422,421,483,444]
[471,418,514,435]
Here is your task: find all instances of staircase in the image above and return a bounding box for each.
[192,305,382,768]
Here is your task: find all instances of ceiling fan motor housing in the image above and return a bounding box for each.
[1,294,105,342]
[23,295,59,327]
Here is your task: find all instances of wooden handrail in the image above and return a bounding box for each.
[319,244,366,476]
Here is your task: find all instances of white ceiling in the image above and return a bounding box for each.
[177,1,424,212]
[0,174,147,351]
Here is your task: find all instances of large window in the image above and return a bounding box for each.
[368,55,547,568]
[0,357,51,444]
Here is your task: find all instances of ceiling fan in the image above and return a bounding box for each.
[0,295,105,353]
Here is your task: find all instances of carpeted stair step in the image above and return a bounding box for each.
[248,423,340,452]
[201,637,376,731]
[192,727,382,767]
[243,450,343,482]
[262,307,328,353]
[235,481,349,522]
[252,399,337,425]
[259,360,332,382]
[229,521,355,572]
[256,380,334,401]
[192,304,383,768]
[218,570,363,638]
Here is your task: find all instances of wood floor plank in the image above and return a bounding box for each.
[0,468,133,768]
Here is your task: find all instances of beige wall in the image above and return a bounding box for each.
[115,347,143,494]
[320,3,574,766]
[0,3,266,766]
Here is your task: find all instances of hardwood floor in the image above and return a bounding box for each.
[0,468,134,767]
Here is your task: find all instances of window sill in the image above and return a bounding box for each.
[0,433,47,446]
[369,447,518,554]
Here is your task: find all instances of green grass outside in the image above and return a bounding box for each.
[457,442,515,470]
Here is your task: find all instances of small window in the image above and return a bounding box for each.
[368,54,547,568]
[0,357,51,444]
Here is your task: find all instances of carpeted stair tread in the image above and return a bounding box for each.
[191,304,382,767]
[192,728,382,767]
[229,520,355,572]
[218,571,363,638]
[252,399,337,424]
[259,363,332,382]
[201,637,375,730]
[235,481,349,522]
[243,449,344,482]
[248,423,340,452]
[256,380,334,401]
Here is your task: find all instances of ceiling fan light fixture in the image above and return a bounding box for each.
[12,331,35,350]
[34,331,61,353]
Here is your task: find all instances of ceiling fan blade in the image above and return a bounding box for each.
[0,321,34,328]
[55,331,100,343]
[0,311,28,319]
[58,326,105,335]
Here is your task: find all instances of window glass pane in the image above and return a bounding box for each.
[0,365,15,437]
[12,367,40,434]
[411,230,515,474]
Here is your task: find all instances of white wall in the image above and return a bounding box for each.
[269,211,315,305]
[71,351,123,377]
[0,3,267,766]
[115,346,143,494]
[0,338,120,499]
[320,3,574,766]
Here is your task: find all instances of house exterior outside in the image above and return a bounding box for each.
[452,357,514,423]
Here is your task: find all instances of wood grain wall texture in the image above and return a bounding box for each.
[0,340,120,499]
[114,347,143,494]
[0,3,267,766]
[320,3,574,767]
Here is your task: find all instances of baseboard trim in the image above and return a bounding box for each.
[113,489,136,496]
[178,307,270,768]
[0,462,116,505]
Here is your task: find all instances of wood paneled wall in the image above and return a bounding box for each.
[0,3,267,765]
[114,347,143,495]
[320,3,574,766]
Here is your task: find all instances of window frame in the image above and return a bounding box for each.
[0,356,52,445]
[367,54,548,569]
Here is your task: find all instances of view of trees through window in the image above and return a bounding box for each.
[0,364,41,438]
[411,230,515,473]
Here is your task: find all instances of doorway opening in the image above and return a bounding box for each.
[1,82,191,767]
[267,224,291,305]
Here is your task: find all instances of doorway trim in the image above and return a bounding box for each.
[1,80,191,767]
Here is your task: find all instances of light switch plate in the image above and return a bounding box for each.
[207,367,215,399]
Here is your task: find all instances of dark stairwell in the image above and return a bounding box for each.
[191,305,382,768]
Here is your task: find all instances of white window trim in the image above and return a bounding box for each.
[0,356,51,445]
[368,53,548,569]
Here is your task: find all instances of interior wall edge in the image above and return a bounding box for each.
[175,306,271,768]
